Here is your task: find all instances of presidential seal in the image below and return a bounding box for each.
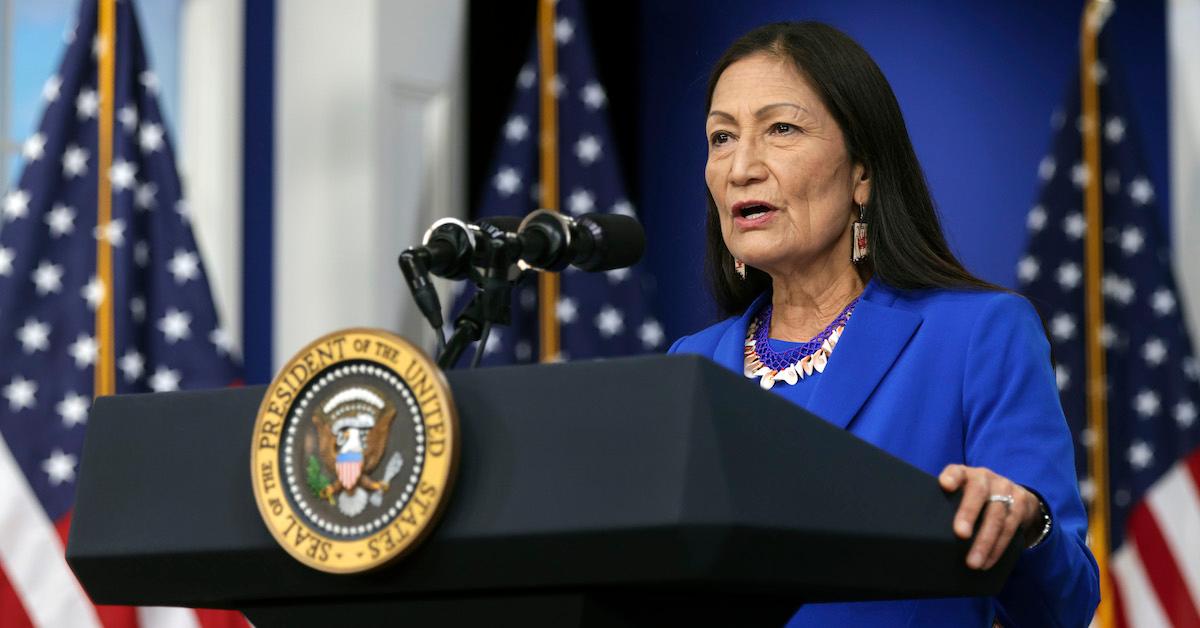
[251,329,458,573]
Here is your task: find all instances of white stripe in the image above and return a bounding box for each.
[139,605,203,628]
[1112,541,1173,628]
[0,434,101,628]
[1145,461,1200,613]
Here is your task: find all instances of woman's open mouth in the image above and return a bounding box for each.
[732,200,780,229]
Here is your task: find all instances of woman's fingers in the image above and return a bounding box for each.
[952,467,990,539]
[938,464,966,492]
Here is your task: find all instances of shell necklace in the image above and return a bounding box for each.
[743,297,859,390]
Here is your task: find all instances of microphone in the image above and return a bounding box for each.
[403,216,524,280]
[517,210,645,272]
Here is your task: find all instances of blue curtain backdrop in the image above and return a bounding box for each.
[635,0,1170,342]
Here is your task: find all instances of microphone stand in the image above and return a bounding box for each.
[436,233,525,370]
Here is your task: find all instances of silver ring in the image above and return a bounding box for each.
[988,494,1015,513]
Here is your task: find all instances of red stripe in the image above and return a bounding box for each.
[195,608,251,628]
[0,562,35,628]
[1127,501,1200,627]
[1187,447,1200,491]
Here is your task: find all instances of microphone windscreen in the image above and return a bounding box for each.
[578,213,645,271]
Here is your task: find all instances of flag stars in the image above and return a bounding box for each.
[514,340,532,362]
[1104,116,1125,143]
[1141,337,1167,367]
[94,219,126,247]
[494,167,522,197]
[1038,156,1056,181]
[158,308,193,344]
[68,334,98,368]
[1063,212,1086,240]
[62,145,89,177]
[1176,401,1198,429]
[149,367,181,392]
[567,188,595,214]
[1026,205,1047,232]
[1070,162,1090,188]
[135,182,157,210]
[1056,261,1081,290]
[595,305,624,338]
[1102,273,1135,304]
[16,318,51,354]
[517,65,536,89]
[1078,478,1095,502]
[119,349,145,382]
[130,295,146,323]
[134,241,150,267]
[1127,440,1154,471]
[611,199,635,217]
[639,319,664,349]
[1185,357,1199,382]
[56,392,89,428]
[606,267,630,283]
[1134,389,1160,418]
[483,329,503,356]
[1090,60,1107,85]
[1151,288,1176,316]
[1049,312,1076,341]
[167,249,200,284]
[42,75,62,102]
[1119,226,1143,256]
[76,88,99,119]
[503,115,529,143]
[1017,256,1039,284]
[109,159,138,191]
[1054,364,1070,391]
[118,105,138,131]
[1129,176,1154,206]
[22,133,46,162]
[575,134,602,165]
[78,283,105,316]
[210,326,237,356]
[41,449,77,486]
[0,247,13,276]
[556,296,578,324]
[139,70,160,94]
[3,189,30,221]
[31,261,64,295]
[46,204,76,237]
[3,376,37,411]
[139,122,164,153]
[554,17,574,44]
[581,81,607,110]
[1100,323,1117,349]
[550,74,565,98]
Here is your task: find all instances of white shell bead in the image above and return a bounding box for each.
[779,365,798,385]
[813,351,828,373]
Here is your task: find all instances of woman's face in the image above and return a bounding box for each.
[705,53,869,277]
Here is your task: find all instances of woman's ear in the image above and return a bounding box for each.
[852,163,871,207]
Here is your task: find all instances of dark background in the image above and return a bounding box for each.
[468,0,1170,344]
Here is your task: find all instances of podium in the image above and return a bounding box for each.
[66,355,1019,627]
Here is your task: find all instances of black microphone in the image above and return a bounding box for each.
[517,210,645,272]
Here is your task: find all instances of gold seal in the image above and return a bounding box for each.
[250,328,458,573]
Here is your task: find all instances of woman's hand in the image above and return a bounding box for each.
[938,464,1041,570]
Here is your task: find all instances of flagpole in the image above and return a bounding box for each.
[94,0,117,398]
[536,0,561,362]
[1081,1,1114,625]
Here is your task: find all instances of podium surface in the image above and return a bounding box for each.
[67,355,1018,626]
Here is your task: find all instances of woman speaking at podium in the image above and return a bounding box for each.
[669,22,1099,627]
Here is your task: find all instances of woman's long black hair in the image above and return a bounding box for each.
[705,22,1002,315]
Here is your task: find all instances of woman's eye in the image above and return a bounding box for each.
[709,131,731,146]
[771,122,797,135]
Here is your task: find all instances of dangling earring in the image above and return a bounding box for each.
[851,203,869,263]
[734,258,747,280]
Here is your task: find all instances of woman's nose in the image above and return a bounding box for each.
[729,138,768,186]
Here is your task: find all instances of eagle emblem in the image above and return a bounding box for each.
[312,387,396,504]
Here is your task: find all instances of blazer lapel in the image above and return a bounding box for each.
[805,281,922,430]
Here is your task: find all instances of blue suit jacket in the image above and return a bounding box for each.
[669,279,1099,627]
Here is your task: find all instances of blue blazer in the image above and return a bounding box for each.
[669,279,1099,627]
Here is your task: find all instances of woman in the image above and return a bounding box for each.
[669,22,1099,626]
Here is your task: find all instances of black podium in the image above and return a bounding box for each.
[66,355,1018,627]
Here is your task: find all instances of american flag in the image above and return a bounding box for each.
[0,1,243,626]
[460,0,662,365]
[1018,13,1200,626]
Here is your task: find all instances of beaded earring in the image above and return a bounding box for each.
[734,258,746,279]
[851,203,869,263]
